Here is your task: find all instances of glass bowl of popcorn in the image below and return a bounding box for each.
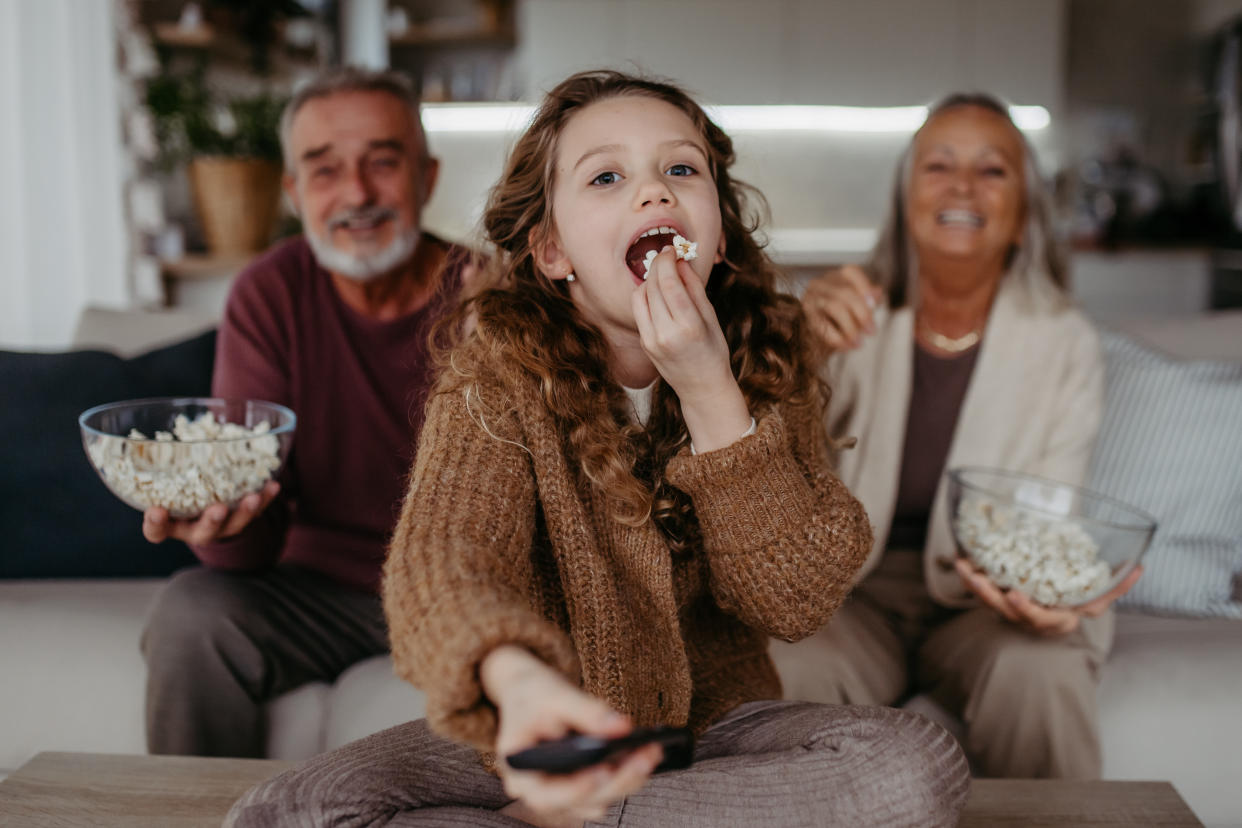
[946,467,1156,609]
[79,398,296,519]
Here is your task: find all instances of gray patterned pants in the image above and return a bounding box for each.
[224,699,970,827]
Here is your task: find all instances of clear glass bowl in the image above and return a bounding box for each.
[79,397,296,519]
[946,466,1156,609]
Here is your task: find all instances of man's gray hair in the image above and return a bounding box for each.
[279,66,429,170]
[867,92,1069,311]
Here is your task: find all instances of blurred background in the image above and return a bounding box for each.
[4,0,1242,350]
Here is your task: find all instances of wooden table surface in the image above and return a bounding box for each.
[957,778,1203,827]
[0,752,294,827]
[0,751,1205,827]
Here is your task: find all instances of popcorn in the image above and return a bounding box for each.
[643,249,658,276]
[672,234,697,262]
[86,411,283,518]
[953,496,1112,607]
[641,234,698,280]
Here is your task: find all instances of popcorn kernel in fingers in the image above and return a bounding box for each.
[641,236,698,281]
[672,235,697,262]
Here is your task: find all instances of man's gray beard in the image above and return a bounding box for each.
[306,225,421,283]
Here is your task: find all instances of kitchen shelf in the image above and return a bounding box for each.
[160,253,252,279]
[152,23,215,48]
[158,253,251,309]
[389,25,515,49]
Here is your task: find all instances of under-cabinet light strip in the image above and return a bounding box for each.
[420,103,1050,134]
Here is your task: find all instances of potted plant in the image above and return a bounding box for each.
[145,68,288,255]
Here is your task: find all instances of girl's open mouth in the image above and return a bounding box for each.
[625,227,679,279]
[624,226,698,279]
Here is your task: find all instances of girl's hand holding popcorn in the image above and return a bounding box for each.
[631,245,751,453]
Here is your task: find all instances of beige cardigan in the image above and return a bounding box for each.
[824,278,1104,606]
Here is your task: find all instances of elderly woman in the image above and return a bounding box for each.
[774,93,1143,779]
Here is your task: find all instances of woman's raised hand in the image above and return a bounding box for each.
[482,645,662,826]
[631,246,751,453]
[954,558,1145,636]
[802,264,885,352]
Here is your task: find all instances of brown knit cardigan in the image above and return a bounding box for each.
[382,351,873,753]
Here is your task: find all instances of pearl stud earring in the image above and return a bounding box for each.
[565,271,575,282]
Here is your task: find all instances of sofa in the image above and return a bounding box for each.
[2,306,1240,827]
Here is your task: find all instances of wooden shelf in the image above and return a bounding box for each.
[158,253,252,309]
[386,1,516,101]
[389,25,515,49]
[151,23,215,48]
[160,253,252,281]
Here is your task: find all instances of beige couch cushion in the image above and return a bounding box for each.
[0,579,159,774]
[1109,310,1242,362]
[0,579,360,773]
[72,307,219,358]
[1098,611,1242,828]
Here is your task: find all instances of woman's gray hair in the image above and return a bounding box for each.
[279,66,429,169]
[868,92,1068,310]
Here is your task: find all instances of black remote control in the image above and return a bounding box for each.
[505,725,694,775]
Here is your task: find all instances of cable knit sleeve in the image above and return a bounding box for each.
[382,380,581,751]
[665,401,872,642]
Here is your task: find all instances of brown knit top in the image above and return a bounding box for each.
[382,346,873,752]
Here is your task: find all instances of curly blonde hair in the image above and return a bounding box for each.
[434,69,824,550]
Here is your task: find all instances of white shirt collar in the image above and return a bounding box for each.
[621,381,657,426]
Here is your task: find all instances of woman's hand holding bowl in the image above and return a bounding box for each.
[954,557,1145,636]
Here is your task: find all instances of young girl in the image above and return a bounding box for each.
[226,70,970,828]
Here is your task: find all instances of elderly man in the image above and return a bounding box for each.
[139,67,470,758]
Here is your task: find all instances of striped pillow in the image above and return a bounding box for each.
[1087,331,1242,619]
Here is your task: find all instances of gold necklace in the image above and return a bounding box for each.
[918,320,982,353]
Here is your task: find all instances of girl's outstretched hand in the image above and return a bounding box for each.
[632,246,751,452]
[481,645,662,825]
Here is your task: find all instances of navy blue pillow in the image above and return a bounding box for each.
[0,330,216,578]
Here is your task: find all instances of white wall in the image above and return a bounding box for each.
[419,0,1066,261]
[5,0,1070,345]
[512,0,1065,114]
[422,112,1059,270]
[0,2,31,347]
[0,1,129,351]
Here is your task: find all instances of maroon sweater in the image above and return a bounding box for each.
[193,234,465,592]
